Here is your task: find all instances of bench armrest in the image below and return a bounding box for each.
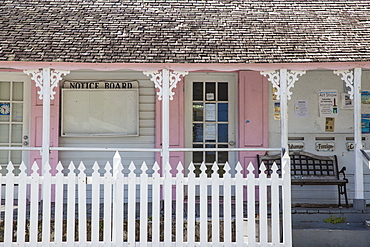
[338,167,348,182]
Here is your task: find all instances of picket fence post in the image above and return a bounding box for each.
[78,162,87,244]
[29,162,40,245]
[41,162,52,246]
[16,162,27,246]
[282,152,292,246]
[66,162,76,245]
[4,162,14,245]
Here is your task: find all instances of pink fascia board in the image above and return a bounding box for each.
[1,61,370,72]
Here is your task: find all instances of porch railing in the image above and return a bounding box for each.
[0,151,291,246]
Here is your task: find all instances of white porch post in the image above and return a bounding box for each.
[334,68,365,209]
[144,69,188,168]
[162,69,171,166]
[354,68,365,208]
[280,69,289,151]
[24,68,69,172]
[41,68,51,169]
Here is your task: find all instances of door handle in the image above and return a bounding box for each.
[229,141,235,146]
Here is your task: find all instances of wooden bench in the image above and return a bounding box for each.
[257,151,349,207]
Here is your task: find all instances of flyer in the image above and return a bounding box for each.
[294,100,308,117]
[318,90,338,117]
[325,117,334,132]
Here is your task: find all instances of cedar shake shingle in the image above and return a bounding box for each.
[1,0,370,64]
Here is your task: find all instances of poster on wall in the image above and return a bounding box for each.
[361,91,370,104]
[325,117,335,132]
[341,93,353,109]
[294,100,308,117]
[272,87,278,101]
[318,90,338,117]
[274,102,280,120]
[361,91,370,133]
[361,91,370,113]
[361,114,370,133]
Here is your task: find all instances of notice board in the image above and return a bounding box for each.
[61,89,139,136]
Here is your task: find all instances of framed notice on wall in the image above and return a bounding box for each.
[61,89,139,136]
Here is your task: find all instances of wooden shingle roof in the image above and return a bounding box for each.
[1,0,370,64]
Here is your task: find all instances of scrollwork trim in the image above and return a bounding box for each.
[334,70,354,99]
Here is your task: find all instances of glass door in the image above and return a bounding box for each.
[185,73,237,176]
[0,74,30,169]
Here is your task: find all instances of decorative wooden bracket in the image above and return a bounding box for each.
[144,70,188,100]
[260,70,306,100]
[24,68,70,100]
[334,70,354,99]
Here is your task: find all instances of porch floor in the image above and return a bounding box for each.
[292,206,370,247]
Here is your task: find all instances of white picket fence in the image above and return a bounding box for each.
[0,152,292,246]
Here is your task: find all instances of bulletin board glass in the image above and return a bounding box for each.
[61,89,139,136]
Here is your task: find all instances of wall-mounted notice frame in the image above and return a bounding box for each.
[61,88,139,137]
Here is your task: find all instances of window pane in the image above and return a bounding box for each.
[12,103,23,122]
[218,124,228,142]
[193,82,203,100]
[205,144,215,163]
[0,124,9,143]
[193,123,203,142]
[205,82,215,101]
[13,82,23,101]
[193,144,203,163]
[0,82,10,100]
[218,144,228,163]
[193,103,203,121]
[218,82,228,101]
[205,123,216,142]
[0,148,8,164]
[218,103,228,122]
[11,124,22,143]
[10,149,22,164]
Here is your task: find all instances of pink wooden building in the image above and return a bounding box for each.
[1,0,370,212]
